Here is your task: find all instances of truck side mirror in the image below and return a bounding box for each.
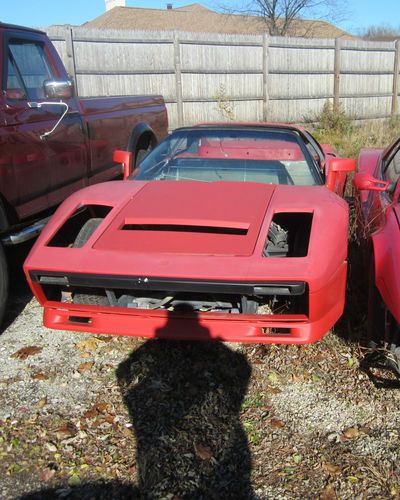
[44,79,75,99]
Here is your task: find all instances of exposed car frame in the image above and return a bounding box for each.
[25,124,356,344]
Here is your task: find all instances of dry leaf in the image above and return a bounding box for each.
[55,422,78,439]
[194,443,213,460]
[270,418,285,428]
[77,362,94,374]
[35,397,47,409]
[38,467,56,482]
[11,346,42,360]
[32,372,49,381]
[342,427,360,440]
[83,407,98,419]
[320,485,336,500]
[105,414,115,424]
[96,402,108,413]
[322,462,341,475]
[77,338,99,353]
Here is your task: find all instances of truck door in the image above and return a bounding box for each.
[3,31,88,219]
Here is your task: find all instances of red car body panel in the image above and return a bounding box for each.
[355,142,400,325]
[24,124,353,344]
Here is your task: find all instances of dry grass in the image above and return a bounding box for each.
[310,102,400,158]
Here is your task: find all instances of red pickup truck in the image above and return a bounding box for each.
[0,23,168,322]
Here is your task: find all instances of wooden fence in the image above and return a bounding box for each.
[46,26,400,130]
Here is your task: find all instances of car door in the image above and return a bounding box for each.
[2,30,88,219]
[364,142,400,237]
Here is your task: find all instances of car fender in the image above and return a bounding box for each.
[371,208,400,324]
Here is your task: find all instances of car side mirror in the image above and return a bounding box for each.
[114,150,132,180]
[44,79,74,99]
[353,172,390,192]
[325,158,356,192]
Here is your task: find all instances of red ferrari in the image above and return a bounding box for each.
[353,137,400,370]
[24,124,355,344]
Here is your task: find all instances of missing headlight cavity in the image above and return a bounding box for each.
[264,212,313,257]
[47,205,112,248]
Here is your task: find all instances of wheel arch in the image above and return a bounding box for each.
[127,122,158,167]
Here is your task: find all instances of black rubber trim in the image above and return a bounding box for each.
[31,271,306,296]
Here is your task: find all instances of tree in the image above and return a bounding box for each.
[224,0,347,36]
[361,24,400,40]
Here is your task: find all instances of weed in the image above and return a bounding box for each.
[215,84,236,121]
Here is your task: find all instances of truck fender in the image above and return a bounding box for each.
[127,123,158,167]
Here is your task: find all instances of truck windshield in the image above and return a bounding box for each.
[133,127,322,186]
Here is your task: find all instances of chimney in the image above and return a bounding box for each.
[105,0,126,11]
[167,3,173,9]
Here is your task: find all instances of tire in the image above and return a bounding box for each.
[135,146,151,168]
[73,218,107,306]
[0,243,8,325]
[73,218,102,248]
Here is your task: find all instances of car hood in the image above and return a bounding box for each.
[93,181,275,256]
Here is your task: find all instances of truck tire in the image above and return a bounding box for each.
[73,218,107,305]
[0,243,8,325]
[135,146,151,168]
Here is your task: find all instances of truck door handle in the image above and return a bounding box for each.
[28,101,69,140]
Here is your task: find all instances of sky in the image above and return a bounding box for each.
[1,0,400,35]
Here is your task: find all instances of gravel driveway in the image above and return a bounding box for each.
[1,247,399,499]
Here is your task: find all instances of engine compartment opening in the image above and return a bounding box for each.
[47,204,112,248]
[264,212,313,257]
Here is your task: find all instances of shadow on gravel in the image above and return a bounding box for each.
[334,240,368,344]
[21,308,254,499]
[20,481,139,499]
[1,241,33,334]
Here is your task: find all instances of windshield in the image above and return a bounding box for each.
[133,127,322,185]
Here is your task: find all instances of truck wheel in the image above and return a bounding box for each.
[73,218,107,306]
[0,244,8,325]
[135,145,152,168]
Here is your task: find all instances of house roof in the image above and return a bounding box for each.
[83,3,353,39]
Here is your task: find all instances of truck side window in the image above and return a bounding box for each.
[8,41,54,100]
[6,55,27,99]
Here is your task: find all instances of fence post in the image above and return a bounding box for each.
[173,33,184,127]
[333,38,342,108]
[262,34,269,122]
[64,26,78,95]
[391,40,400,116]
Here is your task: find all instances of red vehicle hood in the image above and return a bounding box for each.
[94,181,275,256]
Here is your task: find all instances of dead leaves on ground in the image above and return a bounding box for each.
[77,361,94,374]
[11,346,42,360]
[194,443,213,461]
[270,418,286,429]
[341,427,360,440]
[322,462,342,475]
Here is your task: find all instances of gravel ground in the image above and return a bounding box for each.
[1,249,400,499]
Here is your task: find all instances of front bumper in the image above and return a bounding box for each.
[29,262,347,344]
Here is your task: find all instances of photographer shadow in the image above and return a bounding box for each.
[116,305,253,498]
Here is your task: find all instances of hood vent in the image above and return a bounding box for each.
[122,222,249,235]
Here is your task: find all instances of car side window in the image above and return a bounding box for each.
[384,149,400,185]
[7,40,54,100]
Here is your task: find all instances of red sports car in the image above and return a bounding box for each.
[353,137,400,370]
[24,124,355,344]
